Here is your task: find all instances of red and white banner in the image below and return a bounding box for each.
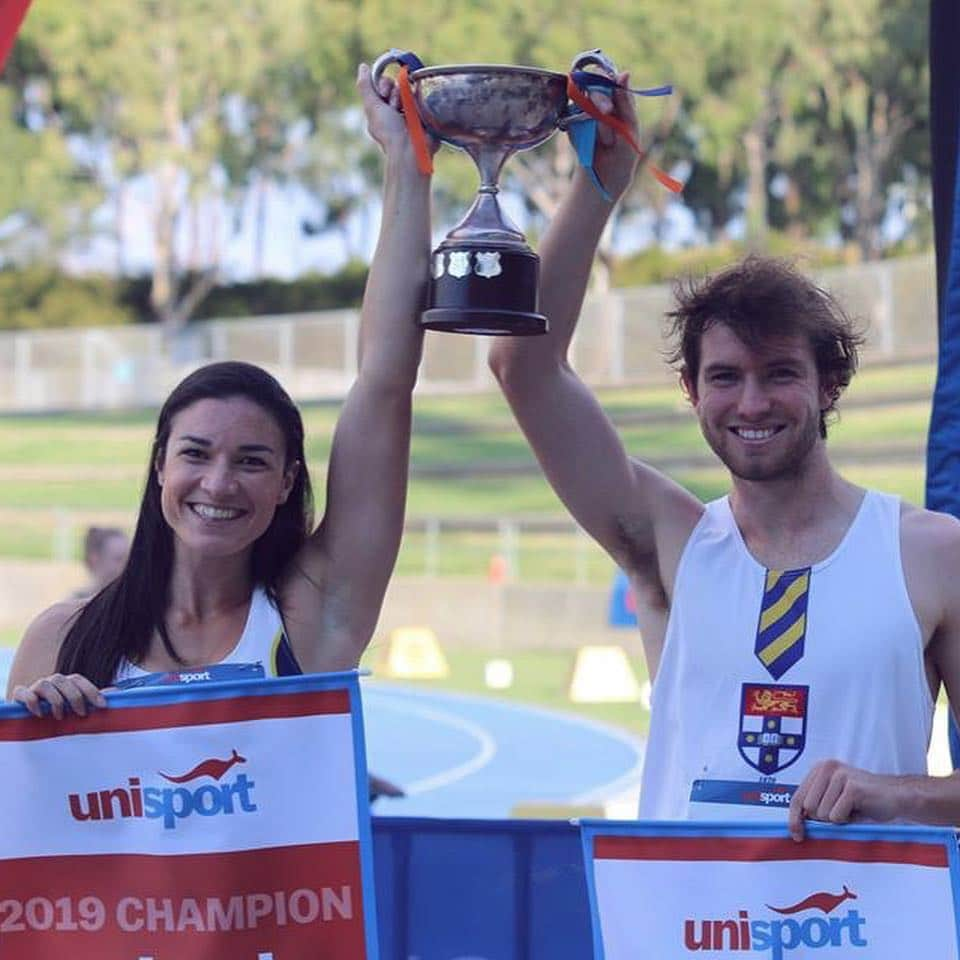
[0,0,31,72]
[581,821,960,960]
[0,673,377,959]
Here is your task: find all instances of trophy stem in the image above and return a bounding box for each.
[447,190,525,245]
[469,144,510,191]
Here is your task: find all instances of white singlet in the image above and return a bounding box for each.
[638,490,934,821]
[114,585,301,683]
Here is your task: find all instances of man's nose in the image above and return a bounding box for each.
[737,376,772,419]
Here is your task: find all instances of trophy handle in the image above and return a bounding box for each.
[370,49,409,100]
[570,48,618,78]
[560,49,620,128]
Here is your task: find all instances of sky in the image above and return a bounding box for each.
[58,107,703,283]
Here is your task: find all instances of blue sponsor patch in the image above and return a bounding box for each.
[114,662,265,689]
[690,779,797,808]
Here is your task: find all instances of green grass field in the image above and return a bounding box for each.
[0,358,936,571]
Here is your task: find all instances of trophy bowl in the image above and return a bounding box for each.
[413,66,569,154]
[373,53,573,335]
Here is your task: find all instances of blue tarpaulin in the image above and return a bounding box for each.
[926,0,960,516]
[372,817,592,960]
[926,0,960,765]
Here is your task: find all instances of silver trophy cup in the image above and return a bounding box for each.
[372,50,611,335]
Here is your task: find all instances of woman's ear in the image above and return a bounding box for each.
[278,460,300,504]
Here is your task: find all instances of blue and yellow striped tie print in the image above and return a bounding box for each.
[754,567,811,679]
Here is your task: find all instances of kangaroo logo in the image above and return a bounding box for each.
[767,886,857,915]
[159,748,246,784]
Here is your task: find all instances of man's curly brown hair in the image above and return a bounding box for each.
[664,256,866,438]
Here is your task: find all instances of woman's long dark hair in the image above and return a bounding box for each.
[56,362,313,687]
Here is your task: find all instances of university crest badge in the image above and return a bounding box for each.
[738,683,808,775]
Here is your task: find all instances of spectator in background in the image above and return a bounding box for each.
[72,526,130,600]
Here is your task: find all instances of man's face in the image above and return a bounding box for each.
[686,323,831,483]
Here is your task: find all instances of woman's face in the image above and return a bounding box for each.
[155,397,298,560]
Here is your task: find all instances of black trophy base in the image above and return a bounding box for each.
[421,307,547,336]
[422,244,548,336]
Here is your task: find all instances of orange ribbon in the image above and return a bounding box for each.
[398,65,434,176]
[566,75,683,194]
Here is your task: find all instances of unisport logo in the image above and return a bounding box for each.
[761,792,790,805]
[177,671,212,683]
[67,748,256,830]
[683,887,867,959]
[742,786,793,806]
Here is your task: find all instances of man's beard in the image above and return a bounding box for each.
[703,413,822,483]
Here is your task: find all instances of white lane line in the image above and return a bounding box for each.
[366,682,644,806]
[364,691,497,796]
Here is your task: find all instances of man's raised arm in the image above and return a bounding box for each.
[488,74,698,571]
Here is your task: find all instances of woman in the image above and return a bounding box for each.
[8,63,435,719]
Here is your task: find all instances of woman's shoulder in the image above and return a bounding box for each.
[19,599,85,656]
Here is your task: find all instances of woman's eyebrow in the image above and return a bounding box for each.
[237,443,276,454]
[175,436,275,454]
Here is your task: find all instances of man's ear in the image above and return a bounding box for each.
[819,377,838,415]
[679,367,698,406]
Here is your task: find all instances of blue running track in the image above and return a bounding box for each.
[0,650,644,818]
[363,681,643,818]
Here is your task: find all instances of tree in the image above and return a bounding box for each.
[797,0,929,259]
[670,0,814,248]
[21,0,313,334]
[0,40,100,265]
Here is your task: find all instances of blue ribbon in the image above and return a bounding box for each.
[396,51,425,72]
[566,72,673,199]
[568,118,611,201]
[569,70,672,98]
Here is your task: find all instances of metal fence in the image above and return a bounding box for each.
[0,255,937,412]
[9,506,609,585]
[1,511,620,637]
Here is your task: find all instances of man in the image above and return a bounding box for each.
[489,76,960,839]
[71,526,130,600]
